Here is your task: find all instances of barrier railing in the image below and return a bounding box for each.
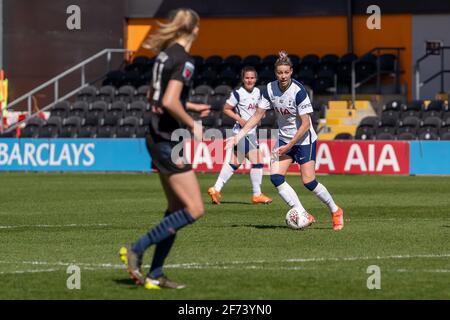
[1,49,134,133]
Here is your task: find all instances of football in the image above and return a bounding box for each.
[285,208,311,230]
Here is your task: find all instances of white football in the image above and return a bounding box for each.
[285,208,311,230]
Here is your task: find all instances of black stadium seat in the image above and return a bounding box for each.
[51,101,71,118]
[78,125,97,138]
[383,100,404,112]
[397,132,416,140]
[334,132,353,140]
[376,132,395,140]
[355,126,374,140]
[359,116,379,128]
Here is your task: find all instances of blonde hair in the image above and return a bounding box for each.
[275,50,293,68]
[143,8,200,53]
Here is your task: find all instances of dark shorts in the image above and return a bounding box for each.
[277,139,317,165]
[234,133,259,156]
[146,135,192,175]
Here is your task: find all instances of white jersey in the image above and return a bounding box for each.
[259,79,317,145]
[225,86,260,135]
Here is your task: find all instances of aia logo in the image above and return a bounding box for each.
[248,103,257,110]
[274,107,292,115]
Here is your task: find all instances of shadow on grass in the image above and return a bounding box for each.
[216,201,253,205]
[230,224,331,230]
[113,278,139,287]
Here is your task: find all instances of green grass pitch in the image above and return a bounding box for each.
[0,172,449,299]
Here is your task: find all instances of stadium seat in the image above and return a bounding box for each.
[91,100,108,113]
[355,53,377,81]
[71,101,89,117]
[242,55,261,68]
[422,116,442,129]
[337,53,358,84]
[200,112,219,128]
[287,54,300,69]
[383,100,405,112]
[314,69,335,94]
[21,117,46,138]
[208,85,231,111]
[403,100,424,112]
[204,55,223,70]
[135,85,150,101]
[51,101,71,118]
[136,125,149,138]
[334,132,353,140]
[355,126,375,140]
[76,85,98,102]
[38,117,62,138]
[398,116,421,131]
[127,101,147,118]
[376,132,395,140]
[376,125,396,135]
[78,125,97,138]
[59,116,82,138]
[397,132,416,140]
[418,131,439,140]
[258,68,275,85]
[116,85,136,103]
[379,110,400,127]
[97,125,117,138]
[400,110,421,120]
[317,54,339,73]
[296,69,314,87]
[359,116,379,128]
[97,85,116,102]
[418,126,439,136]
[262,55,278,69]
[101,112,122,126]
[421,110,442,120]
[443,111,450,125]
[116,117,139,138]
[217,68,239,87]
[110,101,127,113]
[223,55,242,70]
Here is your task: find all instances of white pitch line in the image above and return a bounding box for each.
[0,252,449,274]
[0,224,110,229]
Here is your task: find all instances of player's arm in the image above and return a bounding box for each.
[186,101,210,117]
[223,103,246,127]
[277,113,311,156]
[225,107,266,149]
[162,80,202,140]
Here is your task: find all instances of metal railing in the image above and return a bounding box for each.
[414,46,450,100]
[1,48,134,133]
[351,47,404,108]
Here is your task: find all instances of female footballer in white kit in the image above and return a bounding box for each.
[226,51,344,231]
[208,66,272,205]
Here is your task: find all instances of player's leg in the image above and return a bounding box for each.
[247,146,272,204]
[270,154,307,212]
[145,173,183,286]
[299,142,343,231]
[131,170,203,256]
[208,151,240,204]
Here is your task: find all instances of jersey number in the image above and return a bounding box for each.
[152,61,164,101]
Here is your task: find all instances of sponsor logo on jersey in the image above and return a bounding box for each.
[182,61,195,81]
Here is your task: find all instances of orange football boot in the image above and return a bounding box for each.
[252,193,273,204]
[207,187,222,204]
[331,207,344,231]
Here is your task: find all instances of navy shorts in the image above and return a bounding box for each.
[146,135,192,174]
[234,133,259,156]
[277,139,316,165]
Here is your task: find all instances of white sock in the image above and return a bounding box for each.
[214,163,235,192]
[312,183,338,213]
[277,182,306,213]
[250,168,263,196]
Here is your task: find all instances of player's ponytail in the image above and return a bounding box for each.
[143,8,200,53]
[275,50,293,69]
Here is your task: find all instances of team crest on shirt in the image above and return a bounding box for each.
[182,61,195,81]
